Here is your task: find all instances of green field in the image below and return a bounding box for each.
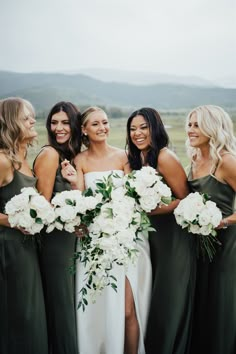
[29,112,236,169]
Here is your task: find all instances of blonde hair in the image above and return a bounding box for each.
[0,97,36,167]
[81,106,108,147]
[185,105,236,168]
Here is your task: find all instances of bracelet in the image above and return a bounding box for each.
[222,218,229,229]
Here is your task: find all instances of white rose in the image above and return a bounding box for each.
[189,224,201,234]
[56,205,77,222]
[198,210,212,226]
[139,195,158,212]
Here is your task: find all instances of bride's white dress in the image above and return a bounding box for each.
[76,170,152,354]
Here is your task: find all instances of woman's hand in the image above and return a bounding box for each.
[61,160,78,188]
[74,224,88,238]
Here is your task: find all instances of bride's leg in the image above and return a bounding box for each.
[124,277,139,354]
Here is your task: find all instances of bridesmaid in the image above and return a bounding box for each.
[0,97,48,354]
[186,105,236,354]
[126,107,196,354]
[33,101,81,354]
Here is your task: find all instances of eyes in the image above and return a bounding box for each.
[188,122,199,128]
[51,120,70,125]
[91,120,109,127]
[130,125,148,132]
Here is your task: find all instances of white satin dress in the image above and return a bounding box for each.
[76,170,152,354]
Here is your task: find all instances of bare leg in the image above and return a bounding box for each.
[124,277,139,354]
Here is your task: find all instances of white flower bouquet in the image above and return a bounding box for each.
[47,189,102,233]
[76,173,153,310]
[5,187,55,234]
[123,166,172,212]
[174,192,222,261]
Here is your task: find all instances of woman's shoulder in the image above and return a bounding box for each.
[35,146,60,161]
[0,152,11,170]
[158,147,181,164]
[220,151,236,170]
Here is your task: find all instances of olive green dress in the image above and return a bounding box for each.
[34,152,78,354]
[188,172,236,354]
[0,170,48,354]
[145,190,196,353]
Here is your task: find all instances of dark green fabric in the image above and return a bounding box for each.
[189,174,236,354]
[0,170,48,354]
[145,211,196,354]
[36,156,78,354]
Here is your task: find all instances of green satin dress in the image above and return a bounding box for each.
[145,183,196,354]
[35,158,78,354]
[0,170,48,354]
[188,172,236,354]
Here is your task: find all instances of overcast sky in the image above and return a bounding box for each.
[1,0,235,83]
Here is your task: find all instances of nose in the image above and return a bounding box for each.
[56,122,63,130]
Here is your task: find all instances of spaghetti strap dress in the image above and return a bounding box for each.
[145,178,196,354]
[0,170,48,354]
[33,150,78,354]
[188,171,236,354]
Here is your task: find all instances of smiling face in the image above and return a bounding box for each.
[50,111,71,145]
[21,104,37,141]
[82,110,109,142]
[129,115,151,151]
[187,113,210,149]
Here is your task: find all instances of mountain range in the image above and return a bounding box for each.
[0,70,235,112]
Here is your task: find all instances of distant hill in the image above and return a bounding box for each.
[0,70,236,112]
[76,68,217,87]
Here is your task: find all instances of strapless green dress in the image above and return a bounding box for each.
[36,161,78,354]
[188,173,236,354]
[0,170,48,354]
[145,189,196,354]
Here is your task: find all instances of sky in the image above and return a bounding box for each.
[1,0,235,84]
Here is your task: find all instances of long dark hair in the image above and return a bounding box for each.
[126,107,169,170]
[46,101,81,161]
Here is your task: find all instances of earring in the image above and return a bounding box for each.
[84,132,87,136]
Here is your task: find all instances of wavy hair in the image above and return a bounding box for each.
[185,105,236,168]
[46,101,82,161]
[126,107,169,170]
[0,97,35,168]
[81,106,108,147]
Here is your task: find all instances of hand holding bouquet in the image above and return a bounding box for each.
[47,189,102,233]
[123,166,172,212]
[5,187,55,234]
[174,192,222,261]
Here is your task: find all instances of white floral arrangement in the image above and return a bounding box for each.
[76,173,153,310]
[123,166,172,212]
[5,187,55,234]
[174,192,222,261]
[47,189,102,233]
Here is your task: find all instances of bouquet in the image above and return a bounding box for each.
[174,192,222,261]
[76,173,153,310]
[5,187,55,234]
[47,189,102,233]
[123,166,172,212]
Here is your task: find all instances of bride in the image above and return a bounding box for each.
[62,106,152,354]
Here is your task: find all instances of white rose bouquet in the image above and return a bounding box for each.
[123,166,172,212]
[76,173,153,310]
[47,189,102,233]
[174,192,222,261]
[5,187,55,235]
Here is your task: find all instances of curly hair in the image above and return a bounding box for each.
[185,105,236,169]
[0,97,35,168]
